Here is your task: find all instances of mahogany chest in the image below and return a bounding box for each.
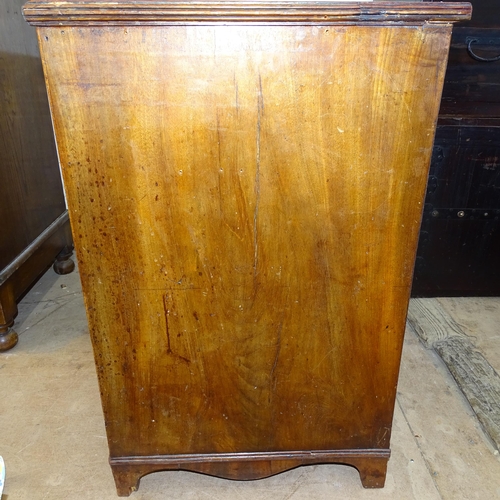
[24,1,471,495]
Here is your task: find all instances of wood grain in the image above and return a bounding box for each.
[28,3,465,492]
[407,299,500,454]
[0,0,73,352]
[23,1,472,26]
[408,298,466,347]
[0,0,66,269]
[439,28,500,119]
[109,449,390,495]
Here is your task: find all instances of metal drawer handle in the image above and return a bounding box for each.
[467,38,500,62]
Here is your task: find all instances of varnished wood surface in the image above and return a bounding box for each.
[0,0,66,269]
[28,3,465,491]
[0,214,74,352]
[110,449,390,495]
[431,0,499,28]
[439,28,500,119]
[0,0,73,352]
[23,1,472,26]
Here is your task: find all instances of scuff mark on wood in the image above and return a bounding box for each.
[253,73,263,293]
[270,321,283,392]
[163,293,191,364]
[234,72,239,117]
[163,293,172,355]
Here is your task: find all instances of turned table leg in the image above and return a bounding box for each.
[53,245,75,275]
[0,319,18,352]
[0,285,18,352]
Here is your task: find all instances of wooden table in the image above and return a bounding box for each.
[24,1,471,495]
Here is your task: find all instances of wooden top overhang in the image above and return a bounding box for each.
[23,1,472,26]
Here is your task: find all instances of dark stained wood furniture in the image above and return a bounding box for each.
[0,0,74,352]
[24,0,471,495]
[413,0,500,296]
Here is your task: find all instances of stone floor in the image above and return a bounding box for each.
[1,264,500,499]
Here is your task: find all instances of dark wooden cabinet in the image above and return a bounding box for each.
[24,0,470,496]
[0,0,74,351]
[412,0,500,296]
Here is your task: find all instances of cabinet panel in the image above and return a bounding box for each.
[440,28,500,118]
[413,0,500,296]
[413,125,500,296]
[41,22,442,454]
[0,0,66,269]
[0,0,73,352]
